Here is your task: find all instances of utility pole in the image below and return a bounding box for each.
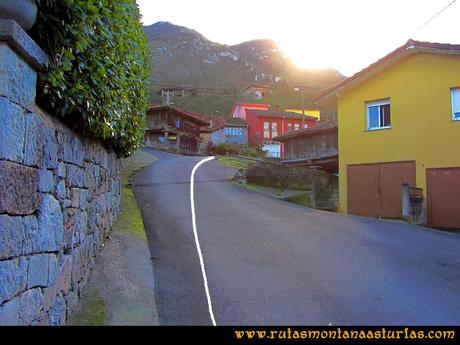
[301,89,305,127]
[294,86,306,127]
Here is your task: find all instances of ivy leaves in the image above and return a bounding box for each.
[33,0,151,157]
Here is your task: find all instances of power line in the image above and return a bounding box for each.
[416,0,457,31]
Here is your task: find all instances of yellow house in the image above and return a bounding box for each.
[318,40,460,229]
[285,108,321,120]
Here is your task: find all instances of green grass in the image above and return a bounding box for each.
[284,193,312,208]
[217,157,256,170]
[116,187,148,241]
[115,150,157,241]
[70,290,105,326]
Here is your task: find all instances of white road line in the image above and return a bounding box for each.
[190,156,217,326]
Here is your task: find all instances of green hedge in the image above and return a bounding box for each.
[32,0,151,157]
[209,143,265,158]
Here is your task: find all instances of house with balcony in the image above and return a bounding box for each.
[145,105,209,155]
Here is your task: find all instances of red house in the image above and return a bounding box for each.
[231,102,318,157]
[245,109,317,157]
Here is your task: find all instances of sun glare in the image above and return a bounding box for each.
[137,0,460,76]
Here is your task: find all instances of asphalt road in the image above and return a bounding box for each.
[134,150,460,325]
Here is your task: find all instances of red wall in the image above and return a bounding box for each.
[247,113,316,145]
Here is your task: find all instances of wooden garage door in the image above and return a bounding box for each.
[347,161,416,218]
[427,168,460,229]
[347,164,380,217]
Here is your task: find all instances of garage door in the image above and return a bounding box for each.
[347,161,416,218]
[427,168,460,229]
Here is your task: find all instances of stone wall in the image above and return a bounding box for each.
[0,20,120,325]
[243,160,339,211]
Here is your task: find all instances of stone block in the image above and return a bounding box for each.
[23,112,44,167]
[41,284,57,313]
[0,215,24,259]
[71,245,85,286]
[0,296,20,325]
[19,288,42,325]
[70,188,79,209]
[84,163,96,191]
[66,164,85,188]
[56,161,66,178]
[63,136,84,166]
[0,160,38,215]
[0,257,27,304]
[48,254,58,286]
[64,208,86,247]
[49,293,66,325]
[56,255,72,295]
[38,169,54,193]
[55,179,66,200]
[42,127,58,170]
[79,189,88,211]
[27,254,49,288]
[22,215,38,255]
[37,194,64,252]
[0,43,37,107]
[0,97,25,162]
[0,20,48,70]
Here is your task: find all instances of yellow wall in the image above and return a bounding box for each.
[338,53,460,213]
[285,108,321,119]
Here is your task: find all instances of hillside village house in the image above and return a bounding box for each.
[242,84,273,100]
[199,115,227,153]
[145,105,209,155]
[232,102,318,157]
[318,39,460,229]
[199,115,227,145]
[246,109,317,158]
[225,117,248,145]
[275,120,338,173]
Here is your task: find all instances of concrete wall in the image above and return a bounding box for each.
[0,20,120,325]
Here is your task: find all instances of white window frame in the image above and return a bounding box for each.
[452,88,460,121]
[263,122,270,138]
[271,122,278,138]
[366,99,391,130]
[294,123,300,130]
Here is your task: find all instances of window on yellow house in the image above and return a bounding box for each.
[367,99,391,130]
[452,88,460,120]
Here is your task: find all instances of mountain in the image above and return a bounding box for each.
[144,21,344,116]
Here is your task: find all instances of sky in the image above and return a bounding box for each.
[137,0,460,76]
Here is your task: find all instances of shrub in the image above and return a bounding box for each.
[209,143,240,156]
[32,0,151,157]
[209,143,265,157]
